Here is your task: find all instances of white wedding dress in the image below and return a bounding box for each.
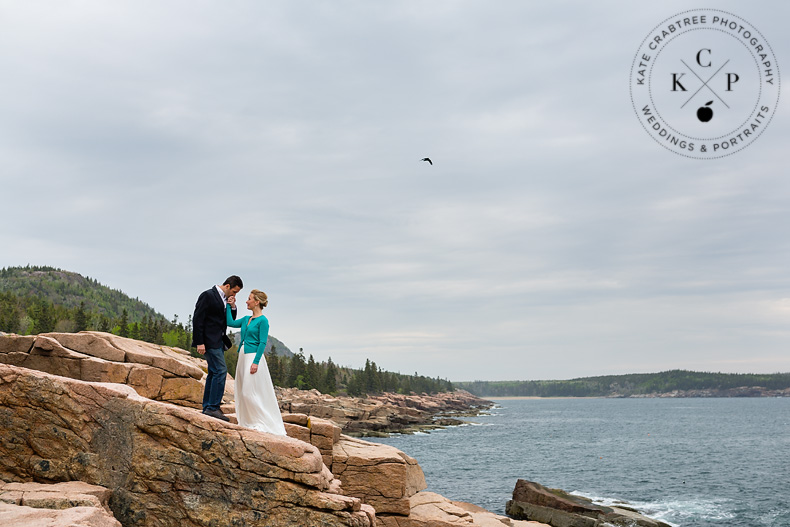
[234,345,286,435]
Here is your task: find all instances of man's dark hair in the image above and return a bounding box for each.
[223,275,243,289]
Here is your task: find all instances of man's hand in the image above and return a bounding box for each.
[250,363,259,374]
[228,296,236,309]
[197,344,206,355]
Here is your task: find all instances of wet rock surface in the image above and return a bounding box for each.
[506,479,671,527]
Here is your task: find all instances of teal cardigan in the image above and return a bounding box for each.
[226,304,269,365]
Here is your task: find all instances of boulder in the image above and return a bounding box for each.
[0,480,112,509]
[0,332,231,409]
[17,335,90,379]
[0,480,121,527]
[453,500,550,527]
[0,364,371,527]
[280,414,343,469]
[80,357,134,384]
[506,480,671,527]
[43,332,126,362]
[101,333,204,379]
[0,502,121,527]
[310,416,343,467]
[376,492,548,527]
[0,334,35,354]
[332,435,427,515]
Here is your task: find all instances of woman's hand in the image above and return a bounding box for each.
[250,363,259,375]
[228,296,236,309]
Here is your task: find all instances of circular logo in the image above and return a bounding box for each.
[630,9,780,159]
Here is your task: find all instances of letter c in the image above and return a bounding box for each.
[696,49,712,67]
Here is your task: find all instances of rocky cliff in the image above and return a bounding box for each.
[0,364,373,526]
[0,331,539,527]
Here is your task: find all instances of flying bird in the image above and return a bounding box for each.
[421,157,433,165]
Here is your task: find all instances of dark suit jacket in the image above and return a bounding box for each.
[192,286,237,350]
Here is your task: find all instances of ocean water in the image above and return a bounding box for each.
[367,397,790,527]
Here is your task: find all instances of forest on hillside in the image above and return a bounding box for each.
[0,265,192,350]
[0,265,453,396]
[456,370,790,397]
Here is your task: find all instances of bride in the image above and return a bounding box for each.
[226,289,286,435]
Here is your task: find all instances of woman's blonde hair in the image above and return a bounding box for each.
[250,289,268,309]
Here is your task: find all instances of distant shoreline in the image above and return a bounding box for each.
[456,371,790,399]
[487,396,593,400]
[484,393,788,400]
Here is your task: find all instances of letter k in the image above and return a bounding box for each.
[672,73,687,91]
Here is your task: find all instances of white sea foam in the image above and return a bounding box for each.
[758,508,790,526]
[569,491,735,526]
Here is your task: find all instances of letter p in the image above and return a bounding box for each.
[727,73,740,91]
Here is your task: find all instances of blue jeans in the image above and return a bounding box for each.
[202,347,227,412]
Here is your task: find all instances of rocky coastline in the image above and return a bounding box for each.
[274,386,495,437]
[0,331,674,527]
[0,331,532,527]
[619,386,790,398]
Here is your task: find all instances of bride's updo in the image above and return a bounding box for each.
[251,289,268,309]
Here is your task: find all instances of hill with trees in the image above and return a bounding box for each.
[0,265,192,348]
[0,265,453,396]
[456,370,790,397]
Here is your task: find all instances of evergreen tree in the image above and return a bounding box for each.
[324,357,338,394]
[306,354,320,392]
[129,322,140,341]
[347,371,364,396]
[268,353,282,386]
[364,359,382,393]
[31,299,55,334]
[141,315,152,341]
[118,309,129,338]
[0,292,20,333]
[181,327,191,351]
[74,301,89,332]
[287,351,307,389]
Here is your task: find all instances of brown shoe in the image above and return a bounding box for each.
[203,408,230,422]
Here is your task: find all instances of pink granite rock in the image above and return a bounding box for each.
[332,435,427,515]
[0,481,121,527]
[0,364,371,527]
[0,332,229,409]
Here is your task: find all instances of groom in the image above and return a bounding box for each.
[192,275,243,421]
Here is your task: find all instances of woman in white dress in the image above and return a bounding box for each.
[225,289,286,435]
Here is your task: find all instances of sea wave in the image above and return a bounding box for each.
[570,491,736,525]
[758,508,790,526]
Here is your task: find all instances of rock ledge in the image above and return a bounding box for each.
[506,479,671,527]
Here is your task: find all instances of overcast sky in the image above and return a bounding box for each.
[2,1,789,381]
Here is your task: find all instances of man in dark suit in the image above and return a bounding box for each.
[192,275,243,421]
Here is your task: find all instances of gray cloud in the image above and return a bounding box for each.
[2,0,789,380]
